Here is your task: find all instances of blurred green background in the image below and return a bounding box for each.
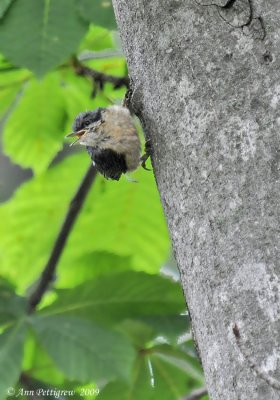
[0,1,207,399]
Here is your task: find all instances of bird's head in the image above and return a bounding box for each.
[66,108,104,146]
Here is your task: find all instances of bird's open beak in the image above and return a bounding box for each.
[65,129,86,146]
[66,129,86,138]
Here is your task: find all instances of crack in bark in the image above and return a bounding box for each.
[219,0,253,28]
[242,16,266,41]
[194,0,266,40]
[233,324,280,391]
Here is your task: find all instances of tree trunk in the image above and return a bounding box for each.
[112,1,280,399]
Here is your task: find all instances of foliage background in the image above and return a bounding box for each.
[0,1,207,399]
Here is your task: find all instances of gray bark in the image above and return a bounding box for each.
[112,1,280,399]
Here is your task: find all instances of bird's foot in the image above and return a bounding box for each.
[140,140,152,171]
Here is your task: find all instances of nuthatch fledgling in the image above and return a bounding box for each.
[67,105,150,180]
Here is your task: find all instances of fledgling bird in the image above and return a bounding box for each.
[67,105,145,181]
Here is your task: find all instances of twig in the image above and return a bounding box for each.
[19,373,41,400]
[182,387,208,400]
[71,57,129,97]
[28,164,97,313]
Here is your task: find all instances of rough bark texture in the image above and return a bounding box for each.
[113,1,280,399]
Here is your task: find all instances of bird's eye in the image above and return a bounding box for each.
[83,119,91,127]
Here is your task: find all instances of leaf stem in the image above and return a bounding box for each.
[28,164,97,313]
[183,387,208,400]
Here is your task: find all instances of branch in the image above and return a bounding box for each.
[182,387,208,400]
[28,164,97,313]
[71,57,129,97]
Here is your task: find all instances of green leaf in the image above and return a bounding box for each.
[0,0,13,19]
[79,25,114,52]
[0,153,89,289]
[98,344,203,400]
[0,153,169,290]
[0,68,31,119]
[150,356,201,400]
[60,69,108,134]
[112,344,203,400]
[138,315,190,343]
[0,155,88,290]
[0,68,31,87]
[0,85,20,119]
[152,344,204,384]
[31,315,136,382]
[58,252,133,287]
[3,73,66,173]
[116,315,190,347]
[116,320,155,348]
[77,0,117,30]
[60,165,169,277]
[59,60,127,133]
[39,272,186,324]
[128,356,155,400]
[85,57,126,79]
[79,56,127,102]
[23,330,65,385]
[0,0,88,76]
[0,322,26,399]
[96,381,130,400]
[0,280,27,326]
[97,356,155,400]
